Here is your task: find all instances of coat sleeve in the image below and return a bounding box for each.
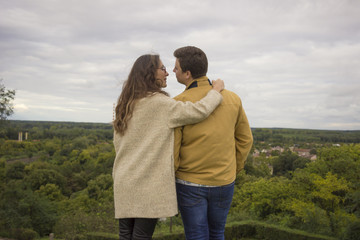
[167,89,222,128]
[235,99,253,174]
[173,126,183,172]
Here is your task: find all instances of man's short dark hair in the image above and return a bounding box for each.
[173,46,208,79]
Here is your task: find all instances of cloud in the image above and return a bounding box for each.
[12,90,111,122]
[1,0,360,129]
[14,103,29,112]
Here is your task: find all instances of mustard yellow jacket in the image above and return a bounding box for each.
[174,76,253,186]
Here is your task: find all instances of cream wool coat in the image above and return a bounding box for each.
[112,90,222,218]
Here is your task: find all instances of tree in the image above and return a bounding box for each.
[6,161,26,180]
[232,177,291,219]
[287,171,353,236]
[272,151,297,176]
[25,169,67,193]
[36,183,65,201]
[0,79,15,122]
[244,155,272,178]
[87,174,113,201]
[0,180,57,237]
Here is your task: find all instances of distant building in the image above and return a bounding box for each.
[294,148,311,157]
[292,148,317,160]
[252,149,260,157]
[18,132,23,142]
[17,131,28,142]
[271,146,284,152]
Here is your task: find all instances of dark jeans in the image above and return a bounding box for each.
[118,218,158,240]
[176,181,235,240]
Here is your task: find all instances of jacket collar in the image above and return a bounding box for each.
[185,76,212,90]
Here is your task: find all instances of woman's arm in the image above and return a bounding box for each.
[167,79,224,128]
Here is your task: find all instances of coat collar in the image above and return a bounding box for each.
[185,76,212,90]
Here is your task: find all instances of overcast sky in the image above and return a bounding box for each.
[1,0,359,130]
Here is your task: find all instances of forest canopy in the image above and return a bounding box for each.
[0,120,359,239]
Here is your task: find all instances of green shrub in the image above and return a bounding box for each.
[341,221,360,240]
[153,232,185,240]
[13,228,38,240]
[86,232,118,240]
[225,221,256,239]
[86,221,336,240]
[86,231,186,240]
[225,221,337,240]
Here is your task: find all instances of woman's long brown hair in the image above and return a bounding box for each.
[113,54,168,135]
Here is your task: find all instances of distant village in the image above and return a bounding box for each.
[253,146,316,161]
[252,143,341,161]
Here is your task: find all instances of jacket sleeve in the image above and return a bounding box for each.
[167,89,222,128]
[174,126,183,172]
[235,99,253,174]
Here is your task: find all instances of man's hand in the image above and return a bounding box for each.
[212,79,225,92]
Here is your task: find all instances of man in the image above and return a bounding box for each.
[173,46,253,240]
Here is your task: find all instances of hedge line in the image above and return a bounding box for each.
[86,231,185,240]
[225,221,336,240]
[86,221,336,240]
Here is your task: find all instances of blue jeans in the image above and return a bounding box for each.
[176,181,235,240]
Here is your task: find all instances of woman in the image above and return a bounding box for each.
[112,54,224,239]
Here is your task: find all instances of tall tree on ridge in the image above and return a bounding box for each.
[0,79,15,123]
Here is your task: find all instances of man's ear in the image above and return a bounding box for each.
[185,70,192,80]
